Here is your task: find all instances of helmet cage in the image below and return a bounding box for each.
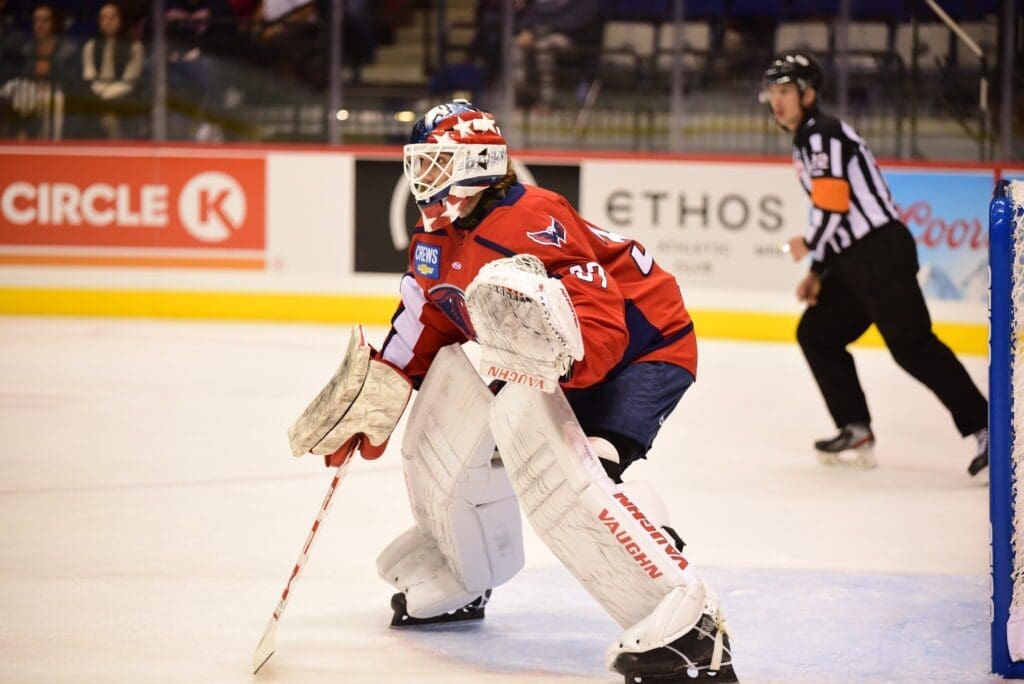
[403,142,508,206]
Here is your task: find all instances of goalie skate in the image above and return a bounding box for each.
[814,423,876,469]
[389,590,491,628]
[610,609,737,683]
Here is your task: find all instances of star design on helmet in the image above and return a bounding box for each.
[452,116,477,138]
[432,130,457,144]
[472,117,498,133]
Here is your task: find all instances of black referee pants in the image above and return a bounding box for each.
[796,222,988,437]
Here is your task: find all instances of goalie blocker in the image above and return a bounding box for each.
[465,253,584,393]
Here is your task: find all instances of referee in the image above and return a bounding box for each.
[761,53,989,476]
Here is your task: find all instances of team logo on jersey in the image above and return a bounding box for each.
[428,284,476,339]
[414,242,442,279]
[526,217,568,248]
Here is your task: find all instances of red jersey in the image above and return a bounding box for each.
[380,183,696,389]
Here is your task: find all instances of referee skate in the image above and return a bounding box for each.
[814,423,877,469]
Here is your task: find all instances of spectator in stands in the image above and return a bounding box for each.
[0,2,76,138]
[512,0,602,109]
[166,0,217,139]
[722,16,775,72]
[166,0,254,63]
[80,2,143,139]
[17,3,75,82]
[339,0,376,84]
[251,1,324,89]
[167,0,209,62]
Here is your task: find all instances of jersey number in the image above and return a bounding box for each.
[588,226,653,276]
[570,261,607,288]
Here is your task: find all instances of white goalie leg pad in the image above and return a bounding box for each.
[489,384,704,629]
[602,479,724,671]
[604,579,727,673]
[376,343,525,618]
[376,526,479,618]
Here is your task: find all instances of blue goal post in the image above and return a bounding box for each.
[991,178,1024,677]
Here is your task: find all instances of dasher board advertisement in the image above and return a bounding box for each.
[886,169,992,304]
[579,159,804,292]
[0,148,266,269]
[579,158,993,317]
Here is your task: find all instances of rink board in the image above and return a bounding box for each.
[0,143,1011,353]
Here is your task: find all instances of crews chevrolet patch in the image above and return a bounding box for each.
[414,243,441,279]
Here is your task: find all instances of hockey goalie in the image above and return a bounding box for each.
[287,100,738,683]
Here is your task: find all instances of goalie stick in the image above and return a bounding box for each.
[252,442,356,675]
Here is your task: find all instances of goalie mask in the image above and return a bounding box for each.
[403,99,508,231]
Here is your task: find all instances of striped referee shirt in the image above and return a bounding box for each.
[792,110,900,270]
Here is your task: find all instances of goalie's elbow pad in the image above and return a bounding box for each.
[288,324,413,464]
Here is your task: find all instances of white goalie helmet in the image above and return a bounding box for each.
[403,99,509,231]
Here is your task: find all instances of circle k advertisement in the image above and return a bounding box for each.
[0,150,265,256]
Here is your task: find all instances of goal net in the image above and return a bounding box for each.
[991,179,1024,677]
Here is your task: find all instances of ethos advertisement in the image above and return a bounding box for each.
[0,150,265,266]
[579,160,805,291]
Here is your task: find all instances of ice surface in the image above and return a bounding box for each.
[0,317,996,683]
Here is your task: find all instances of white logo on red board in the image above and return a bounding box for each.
[178,171,247,243]
[0,181,168,226]
[0,171,249,245]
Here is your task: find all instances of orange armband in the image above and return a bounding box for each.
[811,177,851,213]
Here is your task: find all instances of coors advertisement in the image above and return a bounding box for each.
[887,169,993,303]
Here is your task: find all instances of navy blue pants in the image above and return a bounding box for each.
[564,361,694,481]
